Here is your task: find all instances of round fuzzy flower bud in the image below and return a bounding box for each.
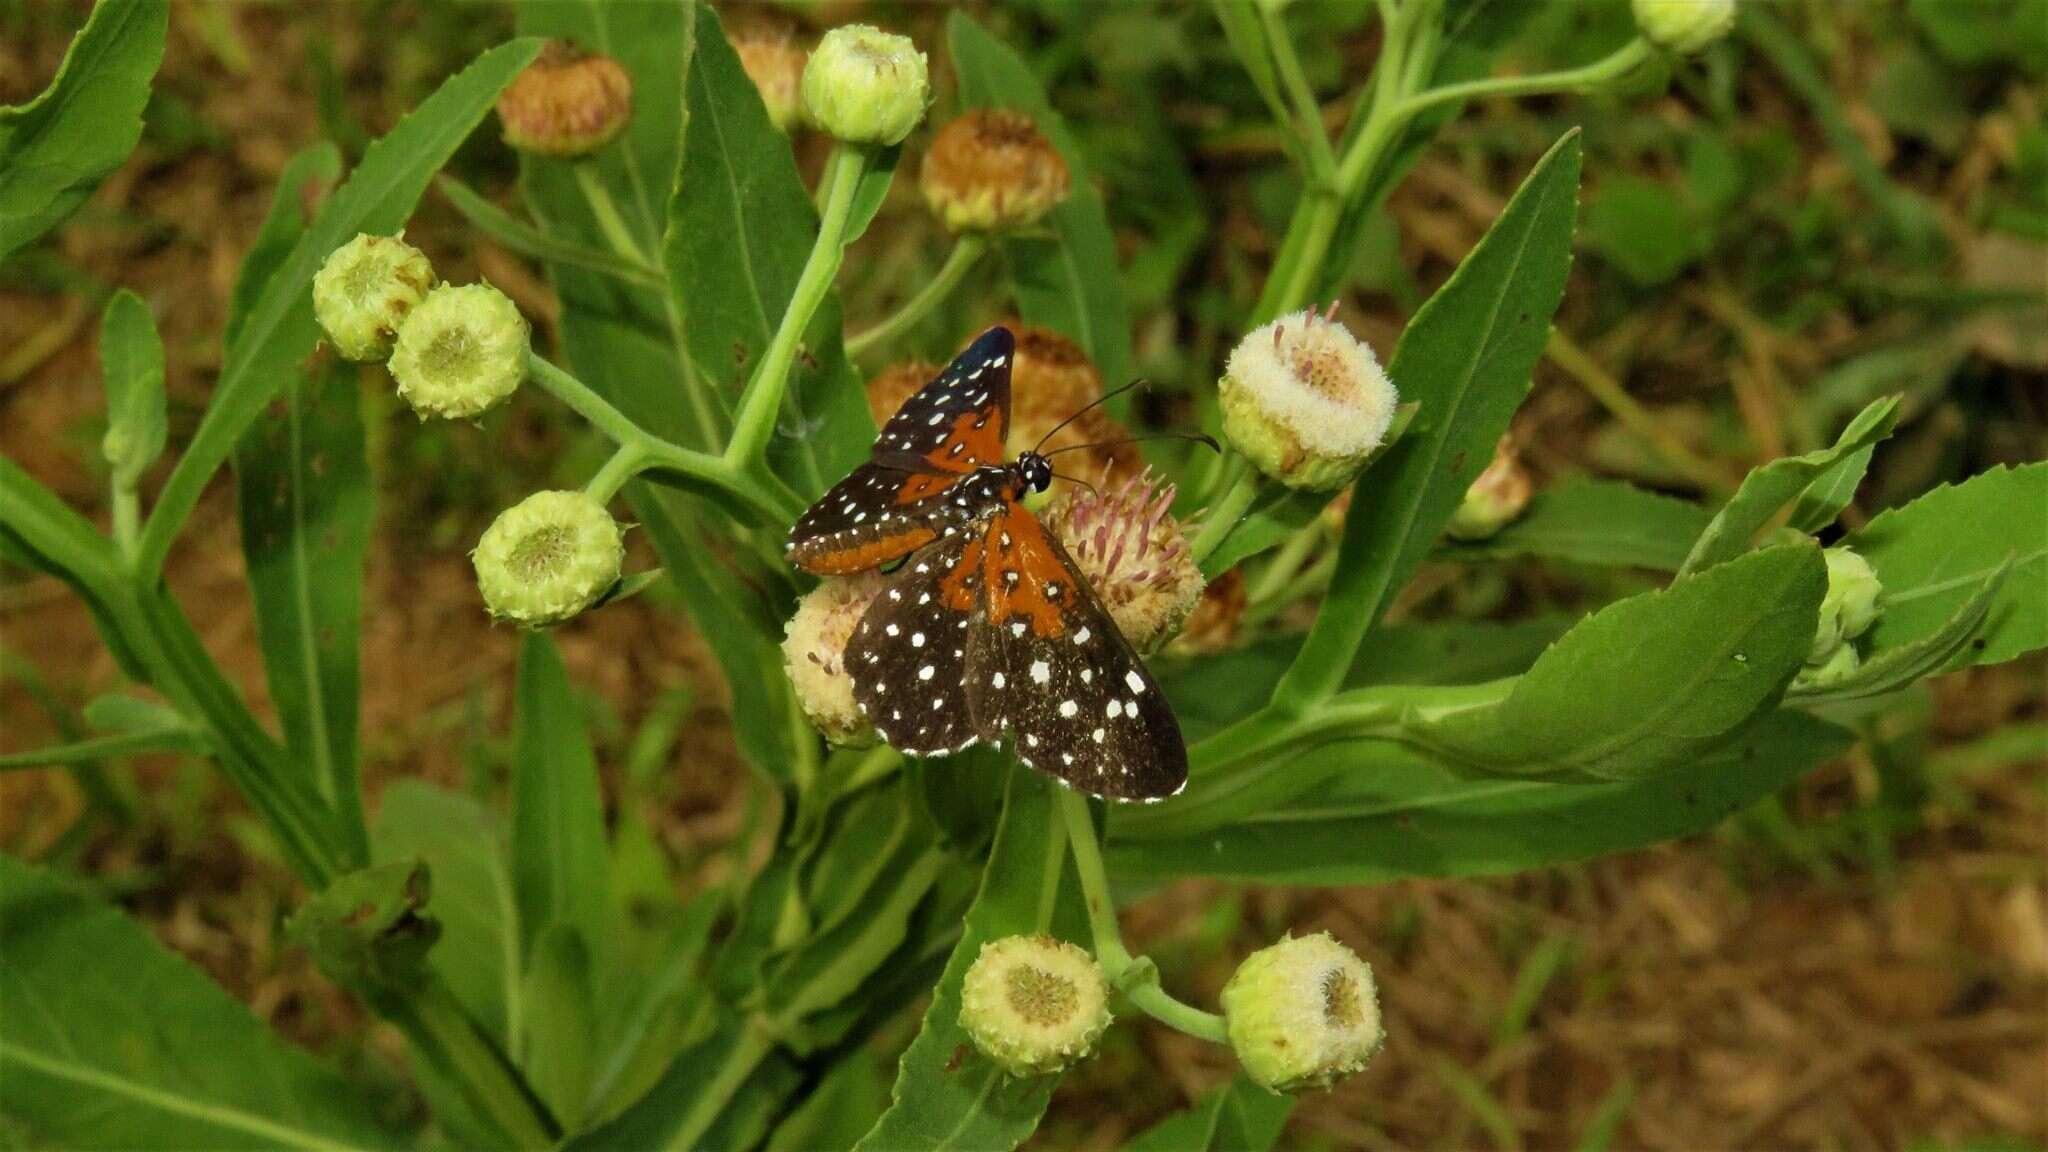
[472,490,626,627]
[866,359,942,427]
[1042,472,1204,652]
[1632,0,1736,54]
[497,42,634,158]
[388,283,530,420]
[1221,932,1383,1093]
[959,935,1111,1077]
[1445,436,1534,541]
[730,14,807,133]
[781,572,885,746]
[1221,310,1398,491]
[802,24,929,147]
[311,233,435,362]
[1809,546,1883,663]
[921,110,1071,233]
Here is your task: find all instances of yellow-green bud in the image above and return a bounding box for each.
[920,110,1071,233]
[497,42,634,158]
[311,233,436,362]
[1445,436,1534,541]
[1220,310,1398,491]
[801,24,929,147]
[1631,0,1737,55]
[1220,932,1383,1092]
[472,490,625,627]
[781,572,885,746]
[1809,546,1883,663]
[958,935,1111,1077]
[388,283,529,420]
[1796,638,1862,689]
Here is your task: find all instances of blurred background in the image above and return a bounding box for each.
[1,1,2042,1148]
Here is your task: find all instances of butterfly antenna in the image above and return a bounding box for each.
[1032,378,1151,454]
[1049,472,1100,497]
[1042,431,1221,458]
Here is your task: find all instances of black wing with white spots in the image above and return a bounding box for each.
[846,525,984,757]
[870,325,1012,467]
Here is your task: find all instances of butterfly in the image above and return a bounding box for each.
[785,326,1188,801]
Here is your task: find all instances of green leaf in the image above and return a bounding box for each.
[136,37,542,580]
[98,290,167,485]
[1849,462,2047,670]
[0,853,398,1150]
[1787,445,1875,534]
[853,770,1070,1152]
[284,859,438,992]
[1439,477,1711,571]
[1678,397,1899,577]
[372,781,521,1049]
[521,924,597,1132]
[1198,485,1329,580]
[0,0,167,262]
[0,728,203,771]
[1423,544,1826,780]
[667,6,871,493]
[1126,1077,1293,1152]
[1276,132,1581,703]
[512,633,612,962]
[949,12,1132,392]
[437,174,666,290]
[233,363,371,851]
[227,143,342,347]
[1790,559,2010,704]
[1109,711,1852,884]
[1583,176,1709,286]
[764,1049,890,1152]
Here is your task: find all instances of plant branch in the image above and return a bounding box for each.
[1394,38,1653,121]
[847,234,988,359]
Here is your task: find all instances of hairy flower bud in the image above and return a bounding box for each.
[387,283,530,420]
[1809,546,1883,664]
[1632,0,1737,54]
[1446,436,1534,541]
[497,42,634,158]
[782,572,886,746]
[730,14,807,133]
[921,110,1071,233]
[1042,472,1204,651]
[312,233,435,362]
[1221,932,1383,1092]
[959,935,1111,1076]
[802,24,929,147]
[473,491,625,627]
[1221,310,1398,491]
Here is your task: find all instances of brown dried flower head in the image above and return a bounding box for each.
[729,14,807,132]
[497,41,634,158]
[921,109,1071,233]
[1042,471,1204,652]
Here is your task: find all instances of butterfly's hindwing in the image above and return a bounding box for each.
[786,464,965,575]
[964,506,1188,801]
[847,524,985,756]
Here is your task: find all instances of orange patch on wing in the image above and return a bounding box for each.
[920,409,1006,474]
[894,473,954,504]
[791,527,936,575]
[984,508,1067,638]
[938,535,985,611]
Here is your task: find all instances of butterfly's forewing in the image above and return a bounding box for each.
[787,327,1014,576]
[846,523,985,756]
[964,504,1188,801]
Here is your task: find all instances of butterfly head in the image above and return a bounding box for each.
[1014,451,1054,496]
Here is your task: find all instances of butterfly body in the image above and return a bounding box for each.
[785,328,1188,801]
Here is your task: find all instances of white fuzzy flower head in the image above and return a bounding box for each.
[388,283,530,420]
[1041,471,1204,652]
[1220,931,1383,1092]
[1632,0,1737,55]
[958,935,1112,1077]
[472,490,625,627]
[1220,310,1398,491]
[802,24,929,147]
[311,233,436,362]
[781,572,885,746]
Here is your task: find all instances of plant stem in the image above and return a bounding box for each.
[584,441,648,504]
[1246,516,1325,605]
[665,1020,774,1152]
[385,979,555,1150]
[846,234,988,359]
[1260,4,1338,187]
[574,161,649,267]
[1190,459,1259,565]
[727,144,870,467]
[1058,789,1230,1045]
[1394,37,1653,121]
[110,485,139,560]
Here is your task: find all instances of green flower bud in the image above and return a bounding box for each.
[920,110,1071,233]
[781,572,885,746]
[1221,932,1383,1092]
[1220,310,1398,491]
[1631,0,1737,55]
[959,935,1112,1077]
[388,283,529,420]
[1796,638,1862,689]
[497,42,634,158]
[1446,435,1534,541]
[1809,546,1883,663]
[801,24,929,147]
[311,233,436,362]
[473,490,625,627]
